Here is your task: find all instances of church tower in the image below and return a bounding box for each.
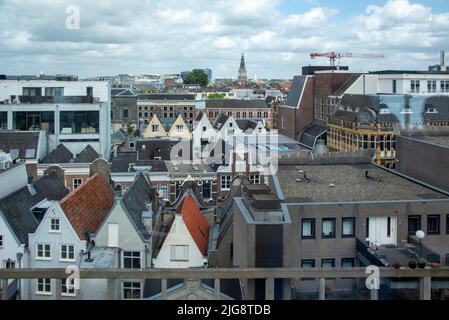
[238,53,248,84]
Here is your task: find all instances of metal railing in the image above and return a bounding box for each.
[356,238,389,267]
[408,235,442,264]
[2,267,449,301]
[17,96,94,104]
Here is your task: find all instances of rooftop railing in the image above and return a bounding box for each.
[2,267,449,301]
[17,95,95,104]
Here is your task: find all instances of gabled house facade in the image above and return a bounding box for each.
[153,195,210,269]
[26,172,115,300]
[167,114,192,140]
[192,111,217,163]
[144,114,167,138]
[94,173,160,300]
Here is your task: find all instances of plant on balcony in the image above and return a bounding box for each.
[393,262,401,269]
[431,262,440,268]
[417,259,426,269]
[408,260,417,269]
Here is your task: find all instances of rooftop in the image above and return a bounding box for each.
[59,172,115,240]
[165,162,214,175]
[0,172,69,244]
[41,144,99,164]
[0,130,40,160]
[277,163,448,202]
[414,136,449,149]
[138,94,195,101]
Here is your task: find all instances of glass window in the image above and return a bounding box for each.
[50,218,60,231]
[159,184,168,199]
[170,245,189,261]
[301,259,315,268]
[60,244,75,261]
[342,218,355,237]
[5,260,15,269]
[408,215,421,235]
[123,251,141,269]
[123,109,129,119]
[427,80,437,93]
[0,112,8,130]
[0,235,3,247]
[249,174,260,184]
[22,87,42,96]
[45,87,64,97]
[62,278,75,296]
[13,111,55,133]
[221,175,232,190]
[152,125,159,133]
[202,182,211,199]
[321,259,335,268]
[441,80,449,93]
[36,278,51,294]
[176,125,183,133]
[427,215,440,235]
[123,282,141,300]
[36,244,51,259]
[322,218,336,238]
[73,178,83,189]
[60,111,99,134]
[341,258,355,268]
[302,219,315,239]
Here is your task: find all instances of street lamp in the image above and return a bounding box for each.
[415,230,425,260]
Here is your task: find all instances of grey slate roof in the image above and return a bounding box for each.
[284,76,306,108]
[205,99,269,109]
[235,119,258,131]
[194,110,204,122]
[213,113,229,130]
[0,172,69,244]
[76,145,100,163]
[0,130,40,160]
[136,139,187,161]
[41,144,73,163]
[121,173,159,240]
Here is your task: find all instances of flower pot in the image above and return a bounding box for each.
[393,263,401,269]
[408,261,417,269]
[418,261,426,269]
[431,262,440,268]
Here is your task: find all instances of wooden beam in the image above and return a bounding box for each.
[1,267,449,280]
[265,278,274,300]
[161,279,167,300]
[1,278,8,301]
[214,279,220,300]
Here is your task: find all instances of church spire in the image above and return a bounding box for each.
[238,53,248,84]
[239,53,246,70]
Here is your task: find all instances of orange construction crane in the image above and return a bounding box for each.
[310,52,385,66]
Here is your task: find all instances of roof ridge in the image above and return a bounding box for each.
[59,172,101,205]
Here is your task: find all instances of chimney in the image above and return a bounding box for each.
[440,50,445,66]
[113,146,118,158]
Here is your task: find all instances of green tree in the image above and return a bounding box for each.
[184,69,209,87]
[208,93,225,99]
[126,122,134,134]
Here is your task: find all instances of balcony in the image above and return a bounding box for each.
[2,267,449,300]
[17,95,95,104]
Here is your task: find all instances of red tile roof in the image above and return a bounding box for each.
[179,196,210,256]
[59,172,115,240]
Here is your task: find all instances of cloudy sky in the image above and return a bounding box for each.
[0,0,448,79]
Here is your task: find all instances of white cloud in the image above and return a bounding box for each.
[0,0,448,78]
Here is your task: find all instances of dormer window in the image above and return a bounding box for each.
[401,107,413,114]
[379,108,390,115]
[425,107,438,114]
[229,122,233,127]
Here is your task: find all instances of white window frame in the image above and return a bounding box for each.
[36,278,52,295]
[152,124,159,133]
[5,259,16,269]
[410,80,420,93]
[123,251,142,269]
[427,80,437,93]
[250,174,260,184]
[221,175,232,190]
[72,178,83,190]
[122,282,142,300]
[159,184,168,200]
[61,278,76,297]
[175,124,183,133]
[60,244,75,262]
[170,245,189,261]
[49,218,60,232]
[36,244,51,260]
